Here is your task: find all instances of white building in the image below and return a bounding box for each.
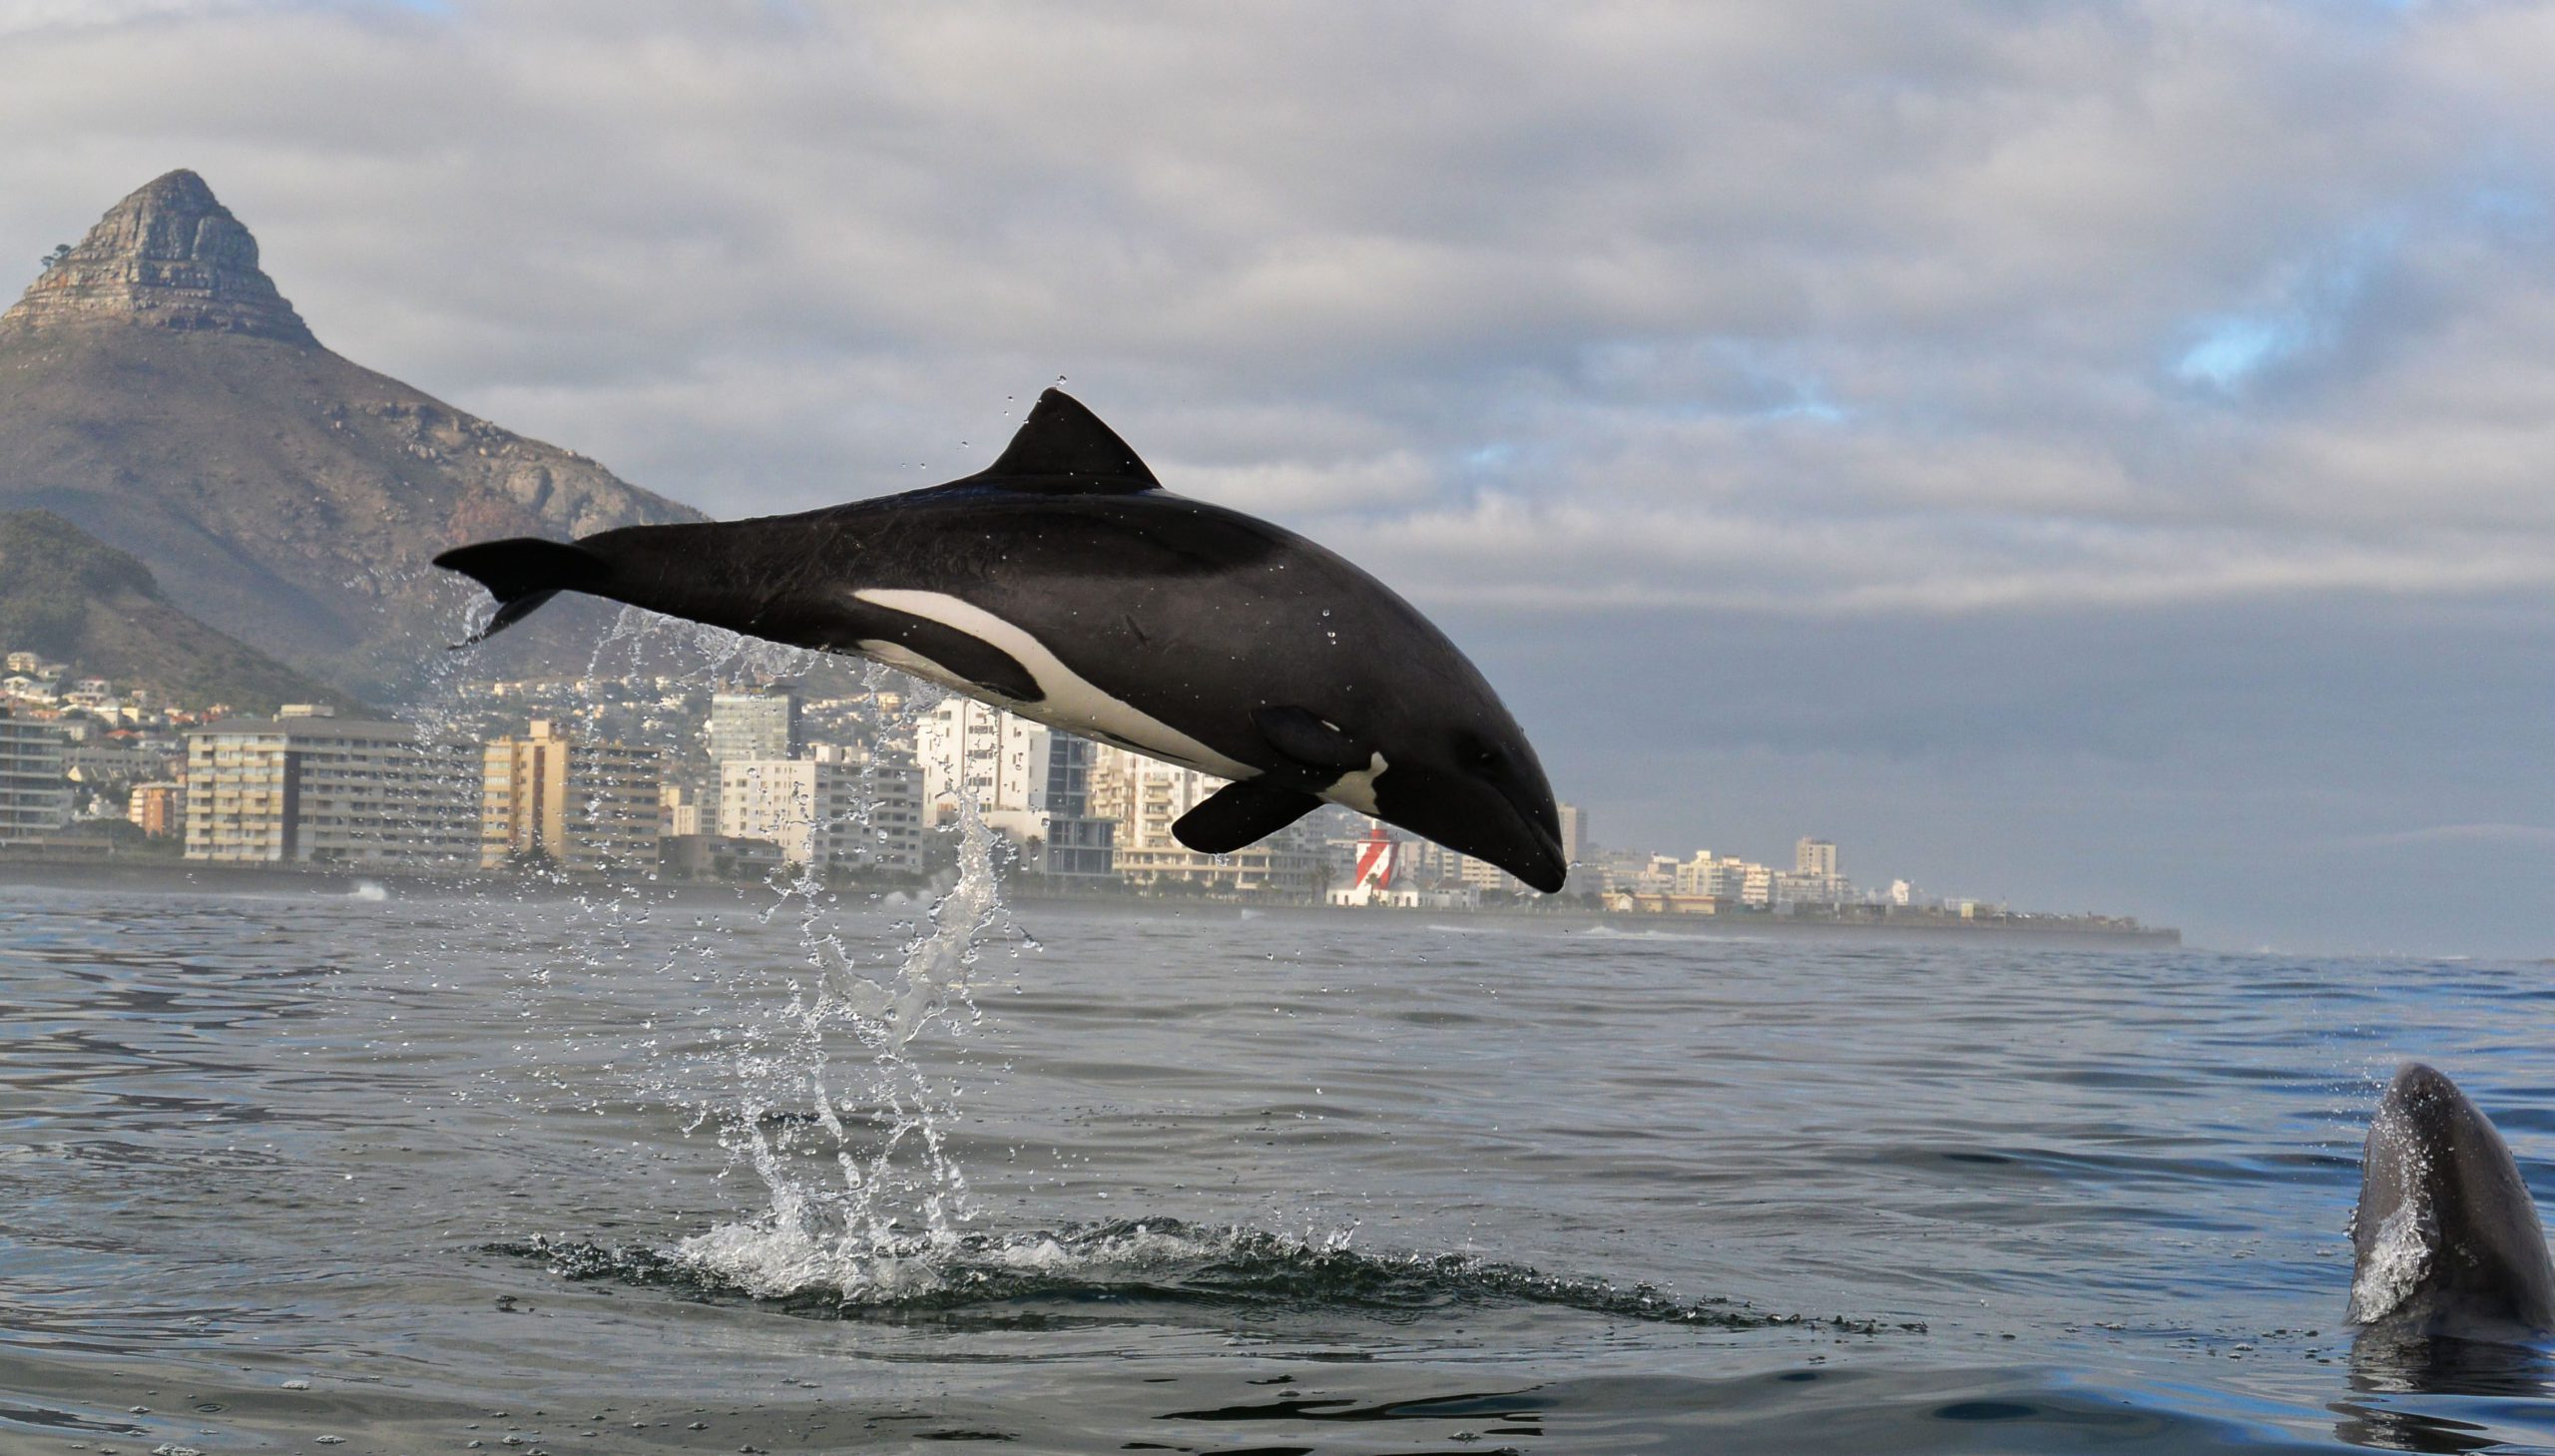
[1454,852,1533,897]
[911,700,1115,881]
[718,742,924,876]
[915,698,1047,836]
[185,706,478,867]
[1783,837,1848,906]
[0,708,72,843]
[1326,827,1477,908]
[1795,836,1838,878]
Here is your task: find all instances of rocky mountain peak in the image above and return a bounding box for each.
[1,169,315,345]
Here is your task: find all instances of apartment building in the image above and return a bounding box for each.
[717,742,925,876]
[183,707,477,867]
[481,719,662,875]
[0,708,72,843]
[1088,745,1321,897]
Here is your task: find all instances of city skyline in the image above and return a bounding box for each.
[4,5,2552,952]
[0,642,2153,936]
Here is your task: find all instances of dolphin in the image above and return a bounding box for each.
[433,389,1567,892]
[2348,1062,2555,1339]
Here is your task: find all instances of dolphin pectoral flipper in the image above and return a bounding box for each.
[1172,778,1323,854]
[434,538,609,647]
[1253,706,1372,772]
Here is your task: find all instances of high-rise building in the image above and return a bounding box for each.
[717,742,924,876]
[0,708,72,844]
[481,719,662,875]
[915,699,1047,833]
[706,692,798,763]
[1784,837,1846,905]
[1555,802,1587,868]
[183,707,477,866]
[1037,732,1116,882]
[913,699,1118,880]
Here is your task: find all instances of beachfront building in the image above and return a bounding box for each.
[913,700,1115,882]
[1779,836,1848,907]
[183,706,477,867]
[0,707,72,844]
[1037,733,1117,883]
[1089,744,1322,898]
[915,698,1047,835]
[718,742,925,876]
[480,719,662,875]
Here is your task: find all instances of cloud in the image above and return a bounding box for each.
[2,3,2544,606]
[4,0,2555,949]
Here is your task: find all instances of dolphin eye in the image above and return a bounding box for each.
[1457,734,1505,774]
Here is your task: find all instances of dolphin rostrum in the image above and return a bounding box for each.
[2348,1062,2555,1338]
[433,389,1567,891]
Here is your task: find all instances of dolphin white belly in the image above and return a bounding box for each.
[854,588,1258,782]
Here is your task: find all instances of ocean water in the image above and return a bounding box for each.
[3,876,2551,1454]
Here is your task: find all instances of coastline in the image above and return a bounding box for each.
[0,854,2182,949]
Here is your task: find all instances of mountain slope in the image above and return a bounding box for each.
[0,170,705,700]
[0,509,361,714]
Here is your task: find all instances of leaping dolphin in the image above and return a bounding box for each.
[433,389,1567,892]
[2349,1062,2555,1338]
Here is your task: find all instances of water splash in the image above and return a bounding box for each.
[492,1218,1905,1332]
[415,599,1020,1285]
[673,791,1011,1294]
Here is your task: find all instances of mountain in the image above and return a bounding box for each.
[0,170,705,700]
[0,509,361,714]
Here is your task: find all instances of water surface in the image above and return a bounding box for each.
[3,883,2550,1453]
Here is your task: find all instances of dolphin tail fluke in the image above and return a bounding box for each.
[433,537,607,648]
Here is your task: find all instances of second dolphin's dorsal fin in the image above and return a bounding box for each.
[975,389,1161,493]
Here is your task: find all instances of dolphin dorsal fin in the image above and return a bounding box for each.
[977,389,1161,493]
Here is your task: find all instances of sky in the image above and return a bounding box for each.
[2,0,2551,954]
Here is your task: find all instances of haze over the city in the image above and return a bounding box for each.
[4,1,2550,955]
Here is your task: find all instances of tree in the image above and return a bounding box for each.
[38,243,70,272]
